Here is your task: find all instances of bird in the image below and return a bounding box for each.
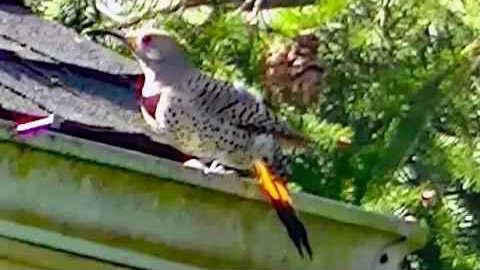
[89,28,313,259]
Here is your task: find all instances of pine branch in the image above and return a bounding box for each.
[373,61,467,183]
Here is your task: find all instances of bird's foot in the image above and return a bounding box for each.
[205,160,235,175]
[183,158,209,171]
[182,159,234,175]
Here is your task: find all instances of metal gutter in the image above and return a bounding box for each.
[0,118,428,270]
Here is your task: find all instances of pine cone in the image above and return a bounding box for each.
[262,34,326,109]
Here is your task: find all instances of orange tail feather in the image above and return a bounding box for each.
[253,161,313,259]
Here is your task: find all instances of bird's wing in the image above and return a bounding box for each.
[184,72,310,148]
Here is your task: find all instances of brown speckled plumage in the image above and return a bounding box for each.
[143,69,298,173]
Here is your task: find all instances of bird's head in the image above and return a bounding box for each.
[126,30,183,63]
[89,29,186,65]
[88,28,192,84]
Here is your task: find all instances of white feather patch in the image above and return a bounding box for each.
[141,65,161,97]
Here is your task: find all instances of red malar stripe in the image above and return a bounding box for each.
[141,94,161,119]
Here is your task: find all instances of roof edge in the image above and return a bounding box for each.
[0,119,428,249]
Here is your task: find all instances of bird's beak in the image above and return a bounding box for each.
[86,29,137,51]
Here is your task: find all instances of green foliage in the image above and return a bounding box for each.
[25,0,98,31]
[164,12,263,85]
[271,0,350,37]
[23,0,480,268]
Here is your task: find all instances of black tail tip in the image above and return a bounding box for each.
[276,207,313,260]
[295,230,313,261]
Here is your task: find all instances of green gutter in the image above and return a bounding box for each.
[0,120,427,269]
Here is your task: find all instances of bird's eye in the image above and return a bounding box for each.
[142,35,152,45]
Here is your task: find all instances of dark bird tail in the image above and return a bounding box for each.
[253,161,313,259]
[274,200,313,259]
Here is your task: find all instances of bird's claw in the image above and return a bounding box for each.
[182,159,234,175]
[204,160,235,175]
[183,158,208,171]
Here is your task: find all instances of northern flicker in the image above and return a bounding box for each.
[90,29,313,259]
